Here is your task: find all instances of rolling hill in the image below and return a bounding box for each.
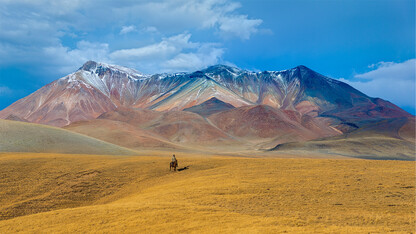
[269,117,415,160]
[0,119,136,155]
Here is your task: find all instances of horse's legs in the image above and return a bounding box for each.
[170,162,177,171]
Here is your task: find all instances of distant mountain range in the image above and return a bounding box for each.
[0,61,413,159]
[0,61,409,126]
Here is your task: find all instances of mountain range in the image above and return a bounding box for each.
[0,61,414,159]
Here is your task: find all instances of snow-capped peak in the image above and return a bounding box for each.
[79,60,149,79]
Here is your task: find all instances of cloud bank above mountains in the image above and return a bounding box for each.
[0,0,262,74]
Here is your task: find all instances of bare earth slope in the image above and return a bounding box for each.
[0,153,414,232]
[0,120,136,155]
[96,108,235,145]
[270,117,416,160]
[66,106,342,152]
[0,74,117,126]
[209,105,341,148]
[145,110,234,145]
[4,114,28,122]
[64,119,184,150]
[183,97,235,117]
[65,108,239,151]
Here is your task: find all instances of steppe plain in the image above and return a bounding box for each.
[0,152,414,233]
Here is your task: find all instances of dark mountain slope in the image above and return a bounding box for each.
[183,97,235,117]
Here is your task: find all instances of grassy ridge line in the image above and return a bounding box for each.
[0,119,137,155]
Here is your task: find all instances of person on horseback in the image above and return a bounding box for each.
[170,154,178,171]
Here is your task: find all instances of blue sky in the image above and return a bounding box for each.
[0,0,415,113]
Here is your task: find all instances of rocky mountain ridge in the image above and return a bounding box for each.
[0,61,410,128]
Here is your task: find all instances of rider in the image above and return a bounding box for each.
[172,154,177,164]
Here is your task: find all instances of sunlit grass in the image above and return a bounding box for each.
[0,153,414,233]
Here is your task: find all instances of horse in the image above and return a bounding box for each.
[170,160,178,171]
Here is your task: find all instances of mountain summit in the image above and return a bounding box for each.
[78,60,146,78]
[0,61,410,127]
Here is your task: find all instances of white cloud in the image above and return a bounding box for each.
[142,26,159,33]
[110,33,223,73]
[110,33,196,62]
[34,32,223,74]
[120,25,136,34]
[356,60,415,81]
[163,43,224,71]
[0,0,85,69]
[0,0,264,77]
[43,41,110,74]
[0,0,83,46]
[135,0,262,39]
[219,15,262,39]
[339,59,415,109]
[0,86,12,96]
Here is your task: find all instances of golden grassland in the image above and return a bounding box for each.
[0,152,414,233]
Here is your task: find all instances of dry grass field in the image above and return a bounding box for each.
[0,153,414,233]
